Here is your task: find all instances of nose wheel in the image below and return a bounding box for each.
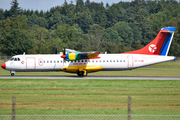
[11,73,14,76]
[10,71,15,76]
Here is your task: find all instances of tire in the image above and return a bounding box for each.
[11,73,14,76]
[77,71,84,77]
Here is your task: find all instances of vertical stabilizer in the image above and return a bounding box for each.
[124,27,176,56]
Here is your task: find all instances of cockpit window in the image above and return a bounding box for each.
[9,57,21,61]
[10,58,14,61]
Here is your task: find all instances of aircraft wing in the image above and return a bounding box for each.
[65,49,78,53]
[60,48,101,60]
[78,52,101,59]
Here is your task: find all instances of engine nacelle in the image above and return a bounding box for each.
[66,52,80,61]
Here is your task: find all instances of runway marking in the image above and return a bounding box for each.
[0,76,180,80]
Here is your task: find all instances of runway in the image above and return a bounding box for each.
[0,76,180,80]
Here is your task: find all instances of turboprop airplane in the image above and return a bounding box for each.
[1,27,176,76]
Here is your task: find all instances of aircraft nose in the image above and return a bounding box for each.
[1,63,6,69]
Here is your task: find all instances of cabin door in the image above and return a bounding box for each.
[26,57,36,69]
[127,55,133,68]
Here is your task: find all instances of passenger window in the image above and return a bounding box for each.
[54,60,56,63]
[85,60,87,62]
[92,60,94,62]
[103,60,105,62]
[57,61,59,63]
[96,60,98,62]
[82,60,84,62]
[78,60,80,62]
[99,60,101,62]
[18,58,20,61]
[110,60,112,62]
[47,60,49,63]
[120,60,122,62]
[117,60,119,62]
[113,60,115,62]
[44,60,45,63]
[61,61,62,63]
[107,60,108,62]
[14,58,17,61]
[124,60,125,62]
[40,61,42,63]
[50,60,52,63]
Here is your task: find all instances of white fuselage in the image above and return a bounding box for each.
[5,54,175,72]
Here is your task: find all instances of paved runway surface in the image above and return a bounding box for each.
[0,76,180,80]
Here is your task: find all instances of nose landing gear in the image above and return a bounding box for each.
[10,71,15,76]
[11,73,14,76]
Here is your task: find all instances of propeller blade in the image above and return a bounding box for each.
[62,46,66,65]
[53,46,57,54]
[63,46,66,55]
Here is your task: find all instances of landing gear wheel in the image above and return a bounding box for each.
[77,71,84,77]
[11,73,14,76]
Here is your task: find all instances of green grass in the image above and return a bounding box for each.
[0,61,180,76]
[0,79,180,115]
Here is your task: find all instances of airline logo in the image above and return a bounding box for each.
[21,61,25,64]
[149,44,157,53]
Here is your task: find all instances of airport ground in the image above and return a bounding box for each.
[0,61,180,115]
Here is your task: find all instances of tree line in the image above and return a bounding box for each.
[0,0,180,56]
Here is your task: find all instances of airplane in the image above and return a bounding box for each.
[1,27,176,76]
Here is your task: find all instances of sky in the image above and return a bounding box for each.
[0,0,132,11]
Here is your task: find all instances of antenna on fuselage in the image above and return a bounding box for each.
[23,52,25,55]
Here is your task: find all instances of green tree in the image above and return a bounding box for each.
[55,24,79,45]
[48,11,69,29]
[87,24,104,51]
[134,40,143,50]
[9,0,21,17]
[103,27,123,43]
[94,2,107,27]
[1,29,32,56]
[28,14,48,28]
[76,10,93,33]
[113,21,134,46]
[0,9,4,20]
[106,3,125,27]
[104,41,120,53]
[76,0,85,12]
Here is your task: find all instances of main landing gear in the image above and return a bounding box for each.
[77,70,87,77]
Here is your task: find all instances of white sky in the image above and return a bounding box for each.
[0,0,132,11]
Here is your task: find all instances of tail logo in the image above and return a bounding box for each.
[149,44,157,53]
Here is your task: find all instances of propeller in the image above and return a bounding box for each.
[61,46,66,64]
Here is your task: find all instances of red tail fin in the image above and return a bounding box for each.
[124,27,175,56]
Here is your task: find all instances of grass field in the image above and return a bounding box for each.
[0,79,180,115]
[0,61,180,76]
[0,61,180,116]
